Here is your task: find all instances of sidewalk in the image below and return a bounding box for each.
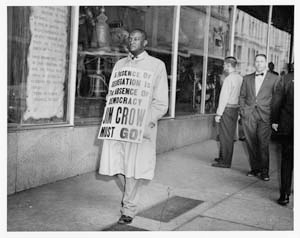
[7,140,293,231]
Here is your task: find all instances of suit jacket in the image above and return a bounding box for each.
[239,71,280,122]
[271,72,294,138]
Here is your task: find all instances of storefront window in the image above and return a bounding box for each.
[204,6,232,114]
[7,5,293,129]
[175,6,207,115]
[75,6,175,122]
[234,9,268,76]
[7,7,72,126]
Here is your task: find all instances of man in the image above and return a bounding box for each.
[268,62,279,75]
[212,56,243,168]
[99,29,168,224]
[271,66,294,205]
[239,54,280,181]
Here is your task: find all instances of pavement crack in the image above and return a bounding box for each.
[173,214,271,231]
[173,174,277,231]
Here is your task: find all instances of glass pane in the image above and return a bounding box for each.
[234,8,268,76]
[175,6,207,115]
[75,6,175,122]
[268,24,291,77]
[7,6,71,126]
[205,6,232,114]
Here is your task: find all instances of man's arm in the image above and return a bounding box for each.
[271,77,284,130]
[238,76,247,117]
[148,63,169,125]
[215,76,231,122]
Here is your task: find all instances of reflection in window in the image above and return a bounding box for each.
[7,7,71,126]
[75,6,175,122]
[175,6,207,115]
[205,6,232,114]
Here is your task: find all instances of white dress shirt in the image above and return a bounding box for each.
[216,72,243,116]
[255,70,267,96]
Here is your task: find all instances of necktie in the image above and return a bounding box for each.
[255,73,264,77]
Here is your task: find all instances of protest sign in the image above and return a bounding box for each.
[98,66,153,143]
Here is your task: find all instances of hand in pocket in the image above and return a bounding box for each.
[143,122,155,139]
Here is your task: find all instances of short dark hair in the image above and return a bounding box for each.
[255,54,267,60]
[224,56,237,67]
[130,28,147,40]
[268,62,275,70]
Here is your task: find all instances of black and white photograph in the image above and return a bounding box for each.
[2,0,297,236]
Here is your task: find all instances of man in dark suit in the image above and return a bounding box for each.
[271,68,294,205]
[268,62,279,75]
[239,54,280,181]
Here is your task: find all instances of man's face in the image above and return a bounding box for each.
[128,31,147,55]
[223,62,231,74]
[255,56,267,73]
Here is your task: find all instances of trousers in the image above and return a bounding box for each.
[242,109,271,175]
[219,107,239,166]
[117,174,143,218]
[280,138,293,195]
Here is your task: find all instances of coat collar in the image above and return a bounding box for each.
[248,70,270,96]
[251,71,272,97]
[127,51,148,62]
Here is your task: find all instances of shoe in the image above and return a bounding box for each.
[277,194,289,206]
[260,174,270,181]
[211,162,230,168]
[117,215,133,224]
[247,170,261,177]
[214,158,221,162]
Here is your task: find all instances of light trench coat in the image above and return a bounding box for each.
[99,51,169,180]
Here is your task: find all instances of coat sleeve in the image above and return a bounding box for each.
[149,62,169,124]
[271,77,284,124]
[238,76,247,116]
[105,62,119,102]
[216,76,231,116]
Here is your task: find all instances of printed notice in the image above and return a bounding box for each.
[98,67,153,143]
[23,6,69,120]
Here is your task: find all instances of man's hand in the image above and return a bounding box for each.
[272,123,278,131]
[215,115,221,123]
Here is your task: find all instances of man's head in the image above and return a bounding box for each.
[268,62,275,71]
[255,54,267,73]
[288,62,294,73]
[223,56,237,74]
[128,29,148,56]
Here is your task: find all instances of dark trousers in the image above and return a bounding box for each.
[219,107,239,166]
[242,110,271,175]
[280,138,293,195]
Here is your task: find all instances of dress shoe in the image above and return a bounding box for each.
[214,158,221,162]
[211,162,230,168]
[277,194,289,206]
[117,215,133,224]
[259,173,270,181]
[247,170,261,177]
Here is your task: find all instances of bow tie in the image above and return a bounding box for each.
[255,73,264,77]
